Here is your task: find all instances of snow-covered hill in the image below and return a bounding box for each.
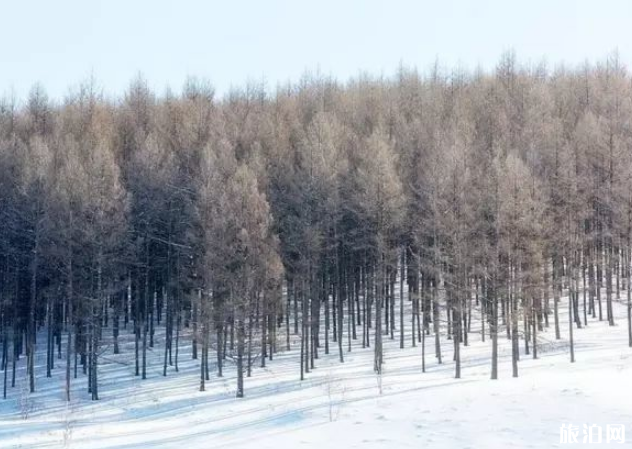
[1,295,632,449]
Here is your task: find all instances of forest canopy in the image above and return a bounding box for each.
[1,51,631,400]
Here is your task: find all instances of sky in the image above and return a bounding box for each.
[1,0,631,101]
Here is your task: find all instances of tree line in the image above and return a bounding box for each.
[1,51,632,401]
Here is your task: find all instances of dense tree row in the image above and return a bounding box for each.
[2,52,632,401]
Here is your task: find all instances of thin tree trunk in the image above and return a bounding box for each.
[400,250,405,349]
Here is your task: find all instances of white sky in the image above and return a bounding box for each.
[1,0,630,100]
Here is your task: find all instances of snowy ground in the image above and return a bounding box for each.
[2,294,632,448]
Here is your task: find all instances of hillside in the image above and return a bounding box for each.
[1,292,631,449]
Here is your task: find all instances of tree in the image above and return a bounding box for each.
[199,138,282,397]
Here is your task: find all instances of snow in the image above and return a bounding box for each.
[2,293,632,448]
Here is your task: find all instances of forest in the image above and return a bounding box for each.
[1,51,631,401]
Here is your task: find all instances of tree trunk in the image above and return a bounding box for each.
[65,248,73,402]
[236,317,245,398]
[400,250,405,349]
